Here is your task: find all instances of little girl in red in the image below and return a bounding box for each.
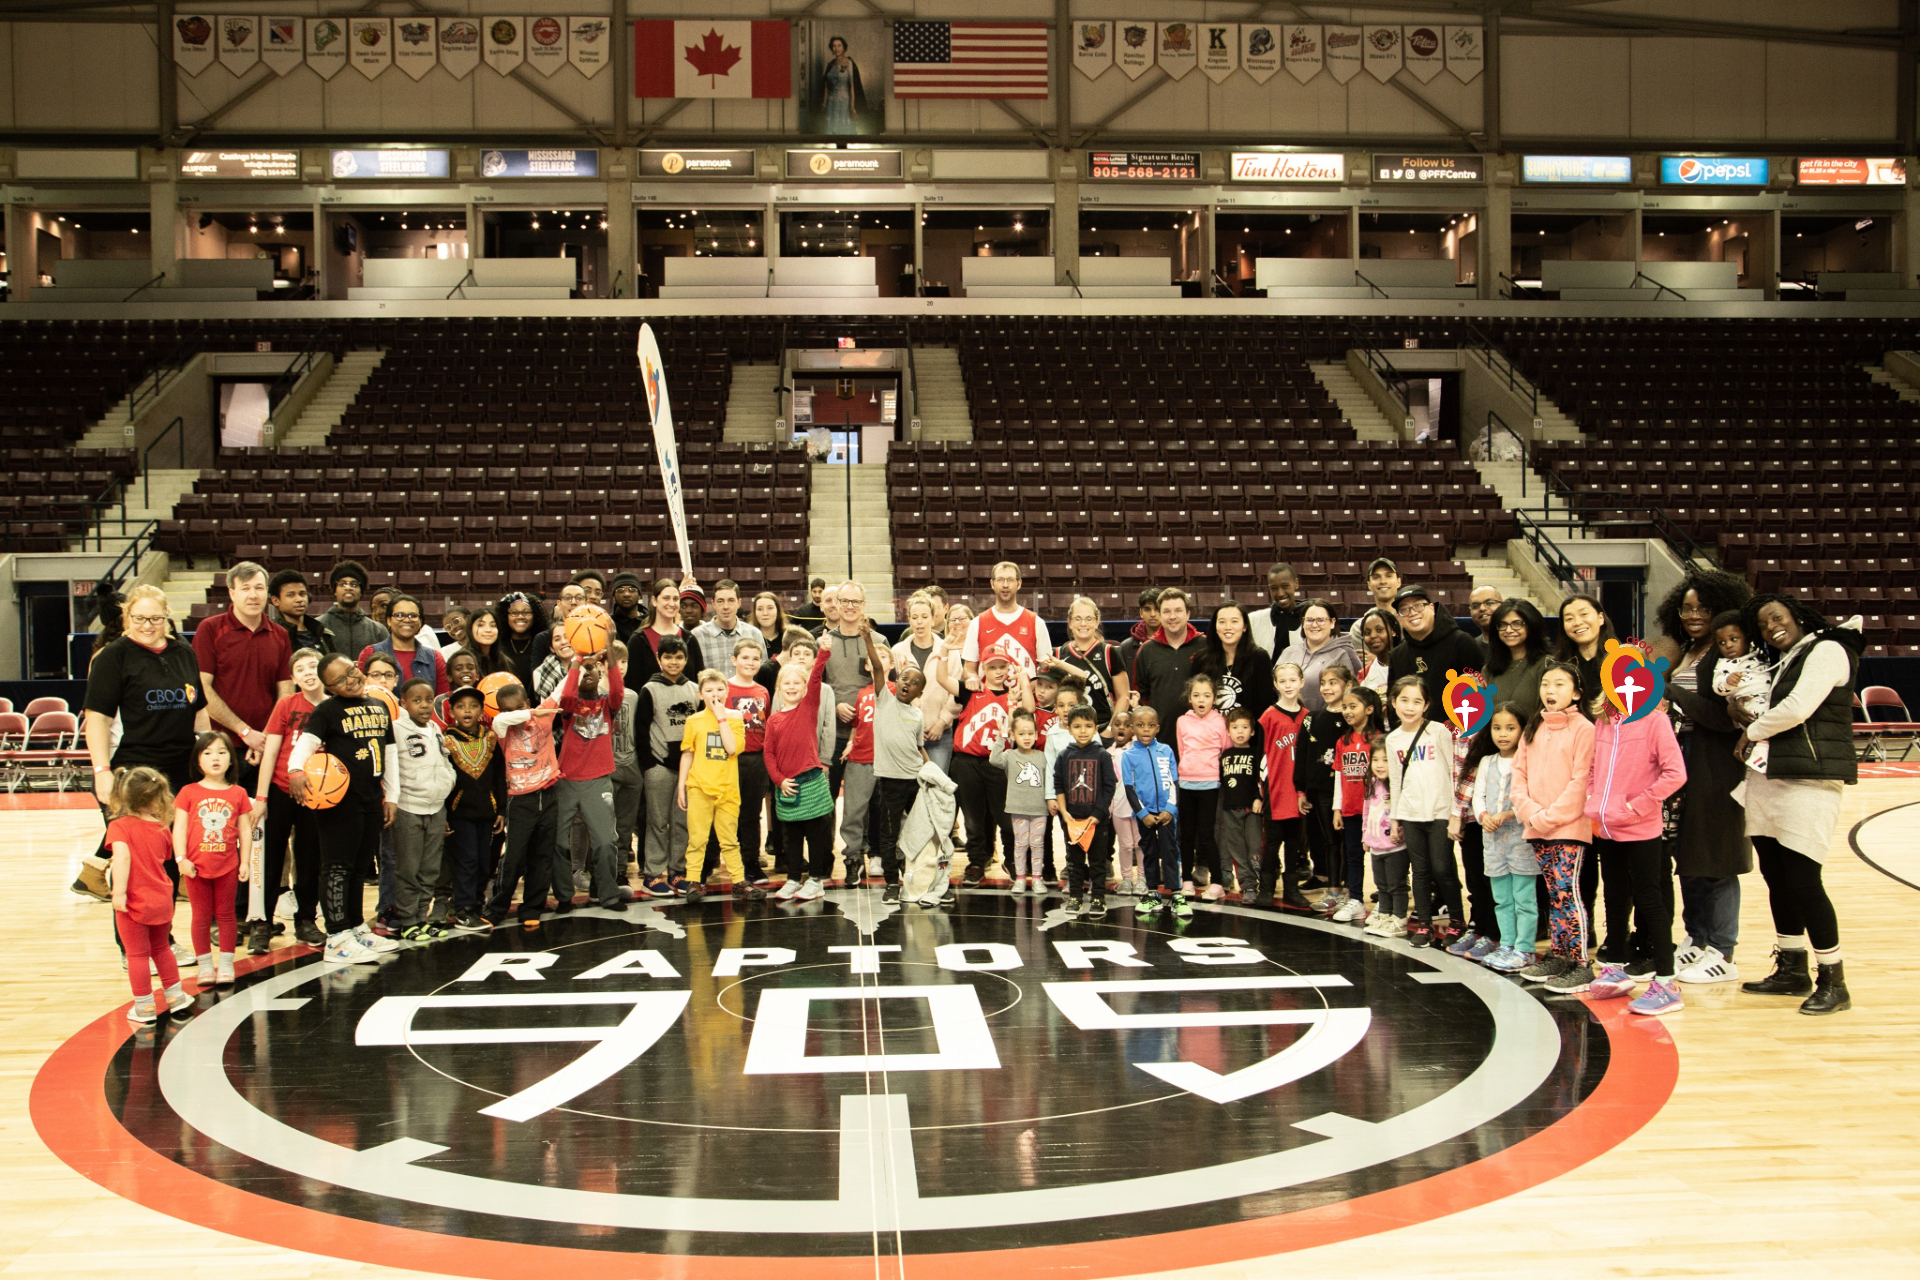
[108,766,193,1024]
[173,730,254,988]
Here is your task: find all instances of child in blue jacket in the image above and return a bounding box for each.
[1122,706,1186,918]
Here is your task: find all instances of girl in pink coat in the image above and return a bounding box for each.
[1585,701,1688,1012]
[1511,661,1596,987]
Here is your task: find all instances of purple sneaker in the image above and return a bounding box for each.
[1588,964,1637,999]
[1467,934,1500,961]
[1445,929,1481,957]
[1628,979,1684,1016]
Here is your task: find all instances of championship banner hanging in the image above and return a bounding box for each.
[1242,23,1280,84]
[1363,25,1402,82]
[1074,20,1112,79]
[1156,21,1196,79]
[217,16,258,75]
[484,16,525,75]
[1324,24,1362,83]
[1200,23,1237,83]
[526,15,568,75]
[1116,21,1153,79]
[639,324,694,577]
[174,13,216,76]
[1404,25,1443,82]
[1280,24,1318,84]
[1445,25,1485,82]
[348,18,392,80]
[438,16,481,78]
[305,17,347,79]
[261,16,303,75]
[569,16,610,77]
[394,19,437,80]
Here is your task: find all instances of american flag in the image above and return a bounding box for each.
[891,21,1049,98]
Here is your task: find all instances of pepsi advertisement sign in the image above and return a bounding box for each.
[1661,156,1768,186]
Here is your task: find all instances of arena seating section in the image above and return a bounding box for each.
[887,317,1503,614]
[1506,318,1920,654]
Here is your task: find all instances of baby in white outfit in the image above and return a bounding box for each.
[1713,615,1771,786]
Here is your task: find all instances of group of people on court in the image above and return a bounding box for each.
[80,550,1860,1019]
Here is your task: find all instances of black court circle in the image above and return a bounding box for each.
[46,893,1677,1276]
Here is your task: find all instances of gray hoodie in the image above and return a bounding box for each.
[637,672,699,769]
[319,602,388,659]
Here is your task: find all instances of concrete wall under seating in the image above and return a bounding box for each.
[962,257,1055,288]
[1256,258,1354,290]
[364,258,470,289]
[773,257,876,287]
[49,259,153,289]
[474,258,576,287]
[1080,257,1171,286]
[1541,260,1636,290]
[662,257,768,287]
[1818,272,1902,291]
[1365,259,1461,289]
[177,258,273,289]
[1639,261,1738,291]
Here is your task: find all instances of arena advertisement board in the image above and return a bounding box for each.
[329,149,450,180]
[1090,150,1201,180]
[480,148,598,178]
[1521,155,1631,184]
[1230,152,1345,182]
[784,149,903,178]
[178,150,301,180]
[1796,157,1906,186]
[639,149,756,177]
[1372,154,1482,183]
[1659,156,1768,186]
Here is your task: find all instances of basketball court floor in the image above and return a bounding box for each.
[7,781,1917,1280]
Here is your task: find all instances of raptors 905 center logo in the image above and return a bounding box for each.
[36,893,1675,1277]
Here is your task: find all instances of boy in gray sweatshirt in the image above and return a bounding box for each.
[635,636,699,895]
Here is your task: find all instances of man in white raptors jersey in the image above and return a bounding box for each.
[963,561,1053,680]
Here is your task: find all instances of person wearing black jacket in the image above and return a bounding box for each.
[1386,586,1487,724]
[1131,589,1209,745]
[1115,588,1162,687]
[1053,705,1118,913]
[1291,675,1350,905]
[442,686,507,931]
[269,570,339,657]
[1198,601,1275,722]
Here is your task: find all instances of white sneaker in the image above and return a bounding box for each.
[795,879,825,901]
[276,890,299,918]
[866,856,883,878]
[1677,948,1741,985]
[1674,942,1708,971]
[1203,883,1226,901]
[172,941,195,965]
[127,995,158,1025]
[216,956,235,986]
[1377,915,1408,938]
[195,957,216,985]
[1334,897,1368,923]
[353,925,401,954]
[324,933,380,965]
[774,878,802,900]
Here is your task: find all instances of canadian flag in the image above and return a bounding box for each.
[634,19,790,98]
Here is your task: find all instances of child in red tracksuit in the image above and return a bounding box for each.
[109,767,193,1024]
[174,730,253,989]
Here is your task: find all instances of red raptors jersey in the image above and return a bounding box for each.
[953,687,1012,757]
[976,607,1043,676]
[727,681,771,753]
[1259,704,1306,821]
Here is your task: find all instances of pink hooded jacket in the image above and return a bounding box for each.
[1585,710,1686,842]
[1511,709,1595,843]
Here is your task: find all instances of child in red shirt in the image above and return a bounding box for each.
[838,682,878,880]
[109,766,193,1024]
[1258,662,1310,909]
[1329,686,1387,925]
[174,730,254,987]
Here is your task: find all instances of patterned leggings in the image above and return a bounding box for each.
[1010,815,1048,878]
[1533,840,1590,962]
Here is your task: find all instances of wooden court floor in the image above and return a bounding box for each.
[5,783,1917,1280]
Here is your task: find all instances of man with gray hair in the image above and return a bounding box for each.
[822,580,873,805]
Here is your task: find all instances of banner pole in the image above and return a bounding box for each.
[637,323,694,577]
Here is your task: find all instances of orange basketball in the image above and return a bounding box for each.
[367,684,400,721]
[563,604,612,657]
[299,753,351,809]
[479,671,520,719]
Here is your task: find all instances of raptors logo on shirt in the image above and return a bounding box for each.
[954,688,1011,756]
[975,608,1043,676]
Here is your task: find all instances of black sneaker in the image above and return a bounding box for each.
[684,884,706,905]
[734,884,767,902]
[1063,896,1085,915]
[1624,957,1657,980]
[882,883,901,903]
[599,898,627,913]
[247,921,273,956]
[961,869,985,888]
[1084,896,1107,918]
[294,919,326,946]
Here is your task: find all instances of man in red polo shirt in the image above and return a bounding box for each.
[195,560,296,790]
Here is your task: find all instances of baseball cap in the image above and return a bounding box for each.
[983,639,1015,665]
[448,686,485,707]
[1393,585,1433,607]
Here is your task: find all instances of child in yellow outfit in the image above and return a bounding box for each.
[678,668,767,904]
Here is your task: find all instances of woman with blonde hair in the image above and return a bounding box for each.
[894,592,961,769]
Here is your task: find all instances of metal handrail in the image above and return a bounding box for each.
[1511,509,1580,591]
[1478,410,1527,500]
[127,336,198,421]
[611,268,626,299]
[1361,343,1412,416]
[97,519,160,593]
[1464,319,1538,414]
[1354,271,1388,299]
[84,475,127,551]
[1534,461,1718,566]
[265,327,332,416]
[123,271,166,302]
[765,261,775,298]
[445,267,476,300]
[1498,271,1541,300]
[143,416,186,511]
[1064,269,1082,299]
[1633,270,1686,301]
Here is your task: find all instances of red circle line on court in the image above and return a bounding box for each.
[31,959,1679,1280]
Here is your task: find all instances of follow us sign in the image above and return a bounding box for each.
[1661,156,1769,185]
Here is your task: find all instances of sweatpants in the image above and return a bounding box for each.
[1112,812,1140,879]
[1753,835,1840,953]
[1404,818,1462,923]
[1339,819,1367,905]
[445,816,491,915]
[1300,796,1336,884]
[118,913,178,997]
[867,776,918,886]
[1264,814,1307,902]
[1139,816,1181,893]
[489,787,557,923]
[685,788,745,885]
[1177,785,1221,884]
[1457,822,1495,937]
[950,752,1005,881]
[839,760,875,872]
[184,868,238,956]
[1533,839,1589,962]
[1217,807,1264,898]
[1681,873,1740,960]
[255,786,318,923]
[1065,815,1112,896]
[556,776,623,904]
[375,827,396,922]
[1596,835,1675,974]
[613,763,644,872]
[315,794,384,936]
[1371,848,1410,916]
[731,751,769,882]
[1491,873,1540,953]
[388,807,446,930]
[643,764,688,880]
[1009,814,1047,878]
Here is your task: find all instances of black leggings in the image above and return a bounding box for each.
[314,794,383,935]
[1177,785,1220,883]
[257,785,319,923]
[1595,836,1676,976]
[950,752,1005,878]
[784,811,835,881]
[1753,834,1840,952]
[1300,795,1336,883]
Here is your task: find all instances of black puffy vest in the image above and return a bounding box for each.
[1762,637,1857,784]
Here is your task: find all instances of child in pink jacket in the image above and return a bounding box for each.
[1585,703,1687,1013]
[1175,673,1234,899]
[1510,661,1596,988]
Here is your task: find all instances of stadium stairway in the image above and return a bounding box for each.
[1307,363,1399,443]
[808,462,894,615]
[723,362,782,442]
[280,350,385,447]
[911,347,973,441]
[1867,361,1920,404]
